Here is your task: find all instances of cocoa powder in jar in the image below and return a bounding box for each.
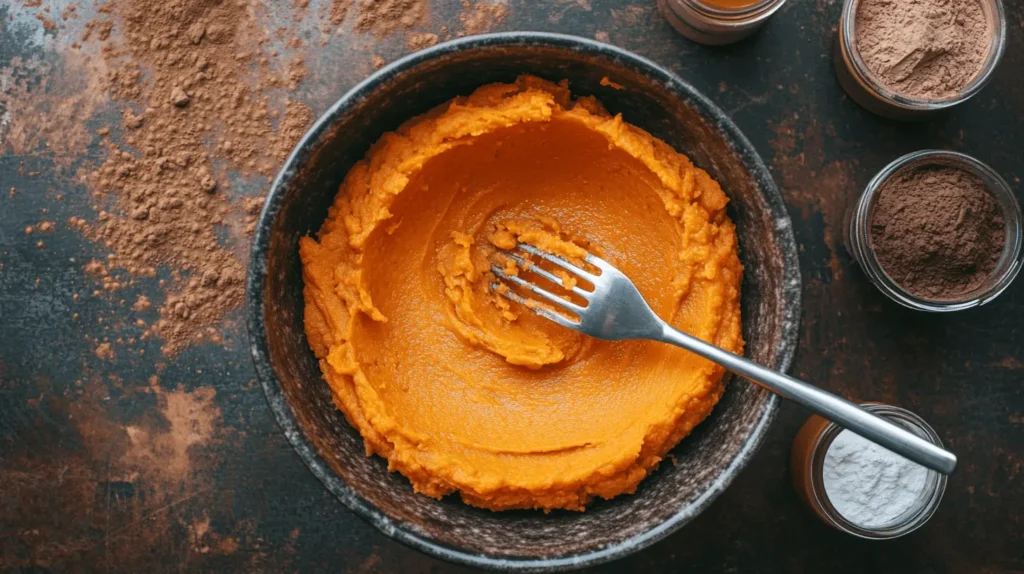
[869,165,1005,300]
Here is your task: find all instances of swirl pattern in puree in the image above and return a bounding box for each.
[300,76,743,511]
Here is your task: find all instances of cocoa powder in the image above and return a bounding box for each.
[855,0,991,100]
[0,51,110,171]
[406,31,438,51]
[458,0,507,35]
[329,0,353,25]
[6,0,478,358]
[870,165,1005,300]
[356,0,427,37]
[81,0,313,354]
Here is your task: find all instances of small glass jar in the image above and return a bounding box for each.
[845,150,1024,312]
[658,0,788,46]
[834,0,1006,120]
[791,404,948,539]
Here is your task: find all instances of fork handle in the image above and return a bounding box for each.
[657,324,957,475]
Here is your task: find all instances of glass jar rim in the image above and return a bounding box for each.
[839,0,1007,110]
[807,403,948,539]
[680,0,788,20]
[851,150,1024,312]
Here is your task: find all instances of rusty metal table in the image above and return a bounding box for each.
[2,1,1022,572]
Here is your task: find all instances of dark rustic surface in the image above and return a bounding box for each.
[1,1,1022,573]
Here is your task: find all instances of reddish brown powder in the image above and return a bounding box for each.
[329,0,354,25]
[276,100,316,161]
[286,56,307,90]
[133,295,153,311]
[95,342,115,360]
[6,0,462,359]
[78,0,313,355]
[458,0,507,35]
[870,165,1005,300]
[0,52,109,171]
[406,31,438,51]
[356,0,427,37]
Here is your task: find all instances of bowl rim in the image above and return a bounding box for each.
[246,31,801,572]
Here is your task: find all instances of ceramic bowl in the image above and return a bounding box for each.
[247,32,800,572]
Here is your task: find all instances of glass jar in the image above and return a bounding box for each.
[658,0,788,46]
[834,0,1006,120]
[791,404,948,539]
[845,150,1023,312]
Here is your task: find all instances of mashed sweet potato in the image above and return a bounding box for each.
[300,75,743,511]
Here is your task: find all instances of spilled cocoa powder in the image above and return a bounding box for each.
[458,0,507,35]
[79,0,314,355]
[356,0,427,37]
[406,31,439,51]
[329,0,353,25]
[6,0,507,358]
[870,165,1005,300]
[0,51,111,171]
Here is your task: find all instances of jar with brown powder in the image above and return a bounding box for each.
[834,0,1007,120]
[846,151,1023,311]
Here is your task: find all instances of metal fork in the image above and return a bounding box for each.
[491,243,957,475]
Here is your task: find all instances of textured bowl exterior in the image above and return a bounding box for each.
[247,32,800,572]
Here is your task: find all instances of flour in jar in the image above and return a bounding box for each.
[822,429,930,528]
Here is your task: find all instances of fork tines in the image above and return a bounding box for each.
[490,243,600,326]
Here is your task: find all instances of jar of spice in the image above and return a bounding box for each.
[658,0,788,45]
[791,404,948,539]
[845,150,1023,312]
[834,0,1006,120]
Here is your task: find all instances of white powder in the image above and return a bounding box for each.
[822,429,929,528]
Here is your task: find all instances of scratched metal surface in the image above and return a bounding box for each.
[1,1,1022,572]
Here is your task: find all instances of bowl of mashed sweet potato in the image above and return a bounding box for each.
[248,32,799,572]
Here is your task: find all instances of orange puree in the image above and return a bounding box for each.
[700,0,763,9]
[299,76,743,511]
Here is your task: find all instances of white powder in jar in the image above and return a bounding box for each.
[822,429,929,528]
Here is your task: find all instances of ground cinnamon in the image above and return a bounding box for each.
[83,0,314,355]
[870,165,1005,300]
[4,0,505,358]
[356,0,427,36]
[458,0,507,35]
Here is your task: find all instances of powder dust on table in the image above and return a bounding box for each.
[0,51,111,172]
[79,0,314,355]
[8,0,510,359]
[458,0,508,35]
[355,0,427,37]
[406,31,438,51]
[855,0,991,100]
[328,0,353,25]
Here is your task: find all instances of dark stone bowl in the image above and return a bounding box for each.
[247,32,800,572]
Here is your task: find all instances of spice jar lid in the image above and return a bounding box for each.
[791,404,948,539]
[846,150,1024,312]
